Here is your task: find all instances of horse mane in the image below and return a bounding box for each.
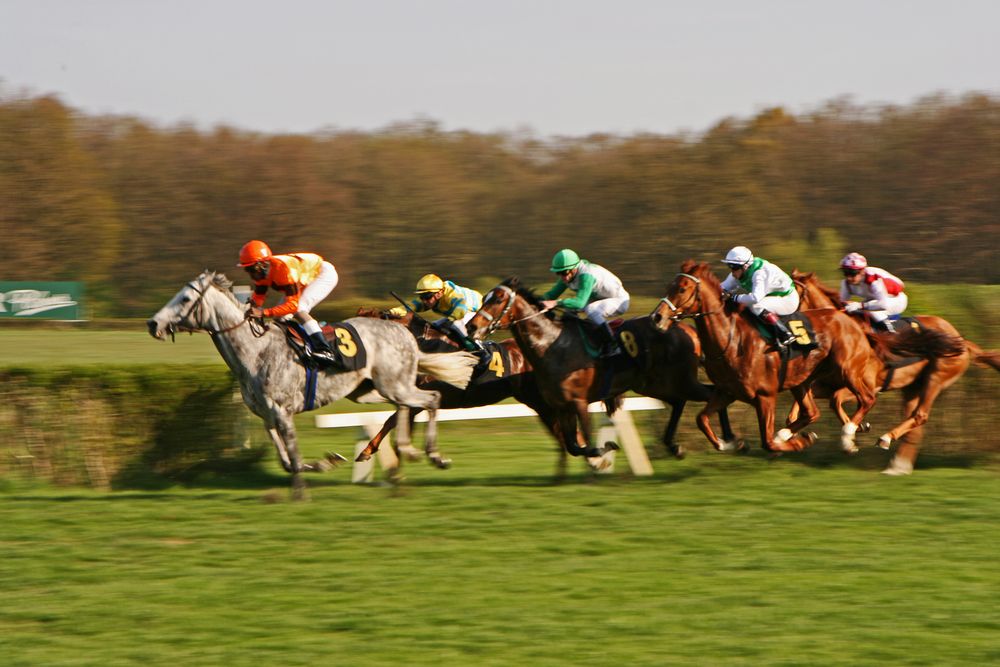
[791,269,840,307]
[501,276,544,309]
[203,271,241,307]
[678,260,723,291]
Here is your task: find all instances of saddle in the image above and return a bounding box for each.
[743,311,819,359]
[277,320,367,371]
[561,316,626,360]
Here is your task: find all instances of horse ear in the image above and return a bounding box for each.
[505,276,520,290]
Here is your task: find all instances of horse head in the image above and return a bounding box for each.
[147,271,240,339]
[652,261,720,332]
[791,269,840,309]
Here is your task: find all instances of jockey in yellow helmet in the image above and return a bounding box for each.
[389,274,485,352]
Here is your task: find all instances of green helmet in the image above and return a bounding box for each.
[550,248,581,272]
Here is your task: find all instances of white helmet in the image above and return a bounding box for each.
[722,246,754,268]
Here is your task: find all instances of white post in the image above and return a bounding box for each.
[610,409,654,476]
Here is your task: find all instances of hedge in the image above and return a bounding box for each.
[0,365,264,489]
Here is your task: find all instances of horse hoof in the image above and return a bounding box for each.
[355,452,372,463]
[324,451,348,468]
[429,456,452,470]
[669,445,686,460]
[859,421,871,433]
[876,436,892,450]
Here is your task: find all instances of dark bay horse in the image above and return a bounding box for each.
[147,272,477,498]
[651,260,886,454]
[792,269,998,474]
[353,307,612,475]
[465,277,738,461]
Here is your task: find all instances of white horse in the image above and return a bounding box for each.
[147,271,477,498]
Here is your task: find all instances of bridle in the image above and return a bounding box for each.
[168,279,261,339]
[476,285,549,337]
[656,272,710,322]
[656,271,735,359]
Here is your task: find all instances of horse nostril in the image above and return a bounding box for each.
[146,319,159,337]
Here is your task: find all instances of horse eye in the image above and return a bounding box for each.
[180,295,191,304]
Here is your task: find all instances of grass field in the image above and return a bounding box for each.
[2,325,999,665]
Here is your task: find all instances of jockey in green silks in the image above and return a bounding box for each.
[719,245,800,349]
[540,249,630,357]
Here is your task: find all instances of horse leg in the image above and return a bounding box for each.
[696,392,738,451]
[423,408,451,469]
[356,412,398,462]
[270,414,309,501]
[661,399,687,459]
[883,392,923,476]
[753,394,789,453]
[837,375,878,455]
[774,387,820,452]
[396,409,424,462]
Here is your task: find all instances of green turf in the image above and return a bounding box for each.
[0,329,223,366]
[3,413,999,666]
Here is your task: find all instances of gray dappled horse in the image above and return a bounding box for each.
[147,272,478,498]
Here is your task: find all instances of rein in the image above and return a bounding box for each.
[480,285,552,335]
[659,272,735,359]
[170,280,264,339]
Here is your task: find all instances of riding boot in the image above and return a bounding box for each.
[877,319,897,334]
[761,311,796,349]
[598,322,622,358]
[306,331,342,367]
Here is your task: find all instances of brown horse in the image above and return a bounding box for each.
[650,260,892,454]
[792,270,999,474]
[353,306,611,476]
[465,277,738,461]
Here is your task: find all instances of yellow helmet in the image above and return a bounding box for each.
[415,274,445,294]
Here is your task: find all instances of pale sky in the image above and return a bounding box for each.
[2,0,998,137]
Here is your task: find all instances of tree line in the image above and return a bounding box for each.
[1,90,998,316]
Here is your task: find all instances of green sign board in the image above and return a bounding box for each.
[0,282,84,320]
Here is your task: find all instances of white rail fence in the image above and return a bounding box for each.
[315,397,666,482]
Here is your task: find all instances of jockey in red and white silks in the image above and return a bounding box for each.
[838,253,907,330]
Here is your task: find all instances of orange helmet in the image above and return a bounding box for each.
[238,240,272,267]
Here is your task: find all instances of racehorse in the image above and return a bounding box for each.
[147,272,477,498]
[354,306,613,476]
[465,277,739,462]
[792,269,998,474]
[651,260,890,454]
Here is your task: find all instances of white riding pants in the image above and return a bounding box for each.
[866,293,908,324]
[748,291,800,317]
[296,262,338,316]
[434,310,475,336]
[584,296,630,325]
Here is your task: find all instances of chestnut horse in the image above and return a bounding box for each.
[651,260,887,454]
[465,277,738,461]
[353,307,611,476]
[792,270,998,474]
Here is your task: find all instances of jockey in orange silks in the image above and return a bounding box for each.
[238,240,340,364]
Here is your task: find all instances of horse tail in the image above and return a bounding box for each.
[965,341,1000,372]
[416,351,478,390]
[868,328,966,362]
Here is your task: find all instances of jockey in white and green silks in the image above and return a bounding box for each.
[389,273,484,351]
[540,248,631,357]
[719,245,800,349]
